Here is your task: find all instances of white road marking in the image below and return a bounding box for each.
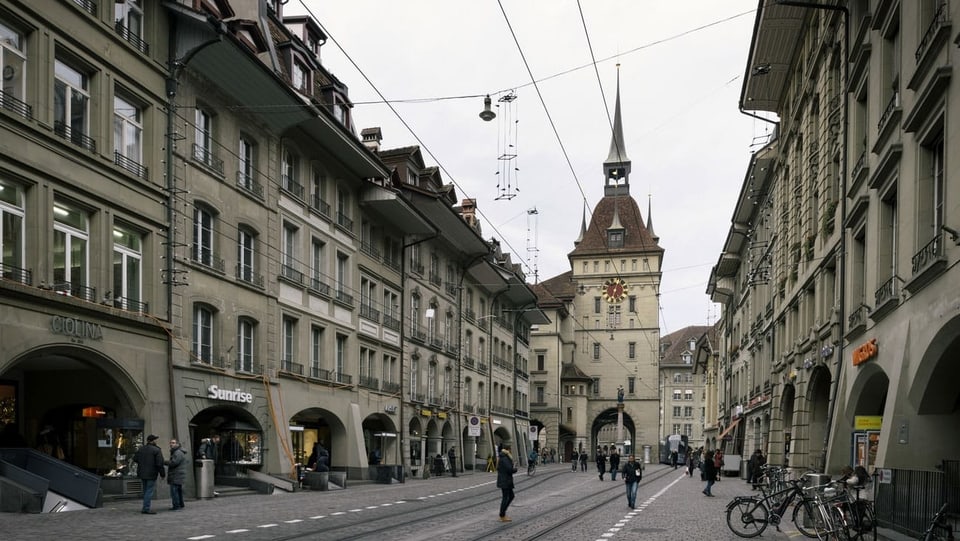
[225,529,249,533]
[309,515,325,519]
[284,519,303,523]
[187,536,215,540]
[257,524,278,528]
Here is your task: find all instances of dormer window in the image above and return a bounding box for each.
[406,168,417,185]
[292,59,308,94]
[608,230,624,248]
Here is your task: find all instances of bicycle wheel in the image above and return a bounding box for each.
[793,500,825,538]
[830,504,852,541]
[726,498,770,538]
[855,501,877,541]
[527,464,536,476]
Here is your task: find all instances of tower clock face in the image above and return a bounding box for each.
[602,277,627,303]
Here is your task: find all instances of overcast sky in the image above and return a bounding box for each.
[290,0,766,335]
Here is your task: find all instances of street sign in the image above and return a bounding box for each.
[468,415,481,437]
[528,425,538,441]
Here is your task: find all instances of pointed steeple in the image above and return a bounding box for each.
[604,64,631,196]
[646,194,658,241]
[574,203,587,246]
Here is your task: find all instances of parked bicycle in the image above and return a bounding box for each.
[726,477,829,538]
[835,482,876,541]
[920,503,955,541]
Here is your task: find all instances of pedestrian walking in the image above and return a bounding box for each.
[166,438,187,510]
[621,453,642,509]
[133,434,165,514]
[571,450,578,471]
[686,452,695,477]
[596,449,607,480]
[671,450,678,469]
[496,443,517,522]
[609,448,621,481]
[703,450,717,497]
[714,449,724,482]
[747,448,765,486]
[579,449,588,471]
[448,446,457,477]
[433,453,444,477]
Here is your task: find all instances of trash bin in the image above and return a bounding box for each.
[804,472,831,489]
[196,458,215,499]
[376,465,393,484]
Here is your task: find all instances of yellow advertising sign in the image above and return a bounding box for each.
[437,412,447,419]
[854,415,883,431]
[420,409,432,417]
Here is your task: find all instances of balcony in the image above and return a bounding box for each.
[410,262,424,275]
[384,257,401,273]
[191,246,225,274]
[463,308,476,323]
[191,143,223,176]
[309,277,331,297]
[114,151,148,180]
[72,0,97,16]
[281,175,304,200]
[463,355,475,369]
[515,409,528,418]
[477,362,488,374]
[336,212,353,232]
[359,304,380,322]
[360,241,381,261]
[310,366,332,381]
[872,275,900,319]
[383,314,401,331]
[445,342,458,355]
[429,337,443,351]
[906,233,947,293]
[235,359,262,374]
[411,393,425,403]
[55,121,96,153]
[445,283,458,297]
[515,368,528,380]
[1,263,32,285]
[113,296,148,313]
[0,91,32,120]
[463,404,475,413]
[334,289,354,307]
[915,1,949,64]
[381,381,400,394]
[476,406,487,415]
[410,328,426,343]
[311,194,331,218]
[280,359,303,375]
[847,304,870,336]
[359,376,379,390]
[428,272,442,286]
[334,372,352,385]
[280,264,304,286]
[53,282,96,303]
[236,264,264,289]
[236,172,264,199]
[114,20,149,54]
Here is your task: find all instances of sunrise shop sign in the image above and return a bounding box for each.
[207,384,253,404]
[851,338,878,366]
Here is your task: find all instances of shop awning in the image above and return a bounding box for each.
[718,418,741,440]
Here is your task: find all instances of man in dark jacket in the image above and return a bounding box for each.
[609,448,621,481]
[166,439,188,510]
[496,443,517,522]
[447,446,457,477]
[621,453,642,508]
[133,434,165,514]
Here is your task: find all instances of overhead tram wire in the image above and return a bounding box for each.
[294,0,536,279]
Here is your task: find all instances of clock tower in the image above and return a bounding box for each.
[529,68,663,463]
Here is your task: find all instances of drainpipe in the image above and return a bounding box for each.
[165,25,181,443]
[772,0,850,471]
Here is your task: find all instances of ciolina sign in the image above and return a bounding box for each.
[207,385,254,404]
[49,315,103,340]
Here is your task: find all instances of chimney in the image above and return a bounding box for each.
[460,198,480,233]
[360,127,382,152]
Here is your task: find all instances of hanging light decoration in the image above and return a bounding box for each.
[479,95,496,121]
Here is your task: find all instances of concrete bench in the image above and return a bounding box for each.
[303,471,346,491]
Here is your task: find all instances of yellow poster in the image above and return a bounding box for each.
[854,416,883,430]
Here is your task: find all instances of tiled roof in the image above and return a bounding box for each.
[534,271,577,302]
[561,362,593,381]
[568,194,662,257]
[660,325,712,362]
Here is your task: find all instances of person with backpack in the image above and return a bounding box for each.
[621,453,642,508]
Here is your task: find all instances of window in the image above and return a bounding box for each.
[113,93,143,176]
[628,295,636,313]
[53,201,89,298]
[536,352,545,371]
[536,385,545,404]
[0,21,27,111]
[684,406,693,418]
[194,106,213,163]
[918,133,945,242]
[238,136,258,194]
[336,187,351,230]
[311,168,327,214]
[683,424,692,437]
[444,311,453,348]
[566,407,573,423]
[607,305,621,328]
[282,222,298,271]
[281,147,302,198]
[282,316,296,363]
[594,297,601,313]
[608,230,623,248]
[684,390,694,401]
[628,342,636,359]
[114,0,145,52]
[410,355,419,397]
[237,318,255,372]
[359,346,374,383]
[878,187,898,291]
[672,389,682,401]
[336,252,350,302]
[54,60,91,149]
[382,353,396,385]
[592,342,600,360]
[627,376,635,395]
[672,424,680,435]
[112,224,142,310]
[673,373,682,383]
[310,237,325,291]
[235,228,256,285]
[382,289,399,328]
[292,58,308,93]
[335,334,346,381]
[591,377,600,397]
[192,304,214,363]
[672,406,681,417]
[478,382,485,411]
[193,206,215,268]
[0,178,25,282]
[464,377,473,406]
[310,326,324,376]
[410,293,421,335]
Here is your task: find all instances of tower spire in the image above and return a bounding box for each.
[574,202,587,246]
[646,194,657,241]
[604,64,631,196]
